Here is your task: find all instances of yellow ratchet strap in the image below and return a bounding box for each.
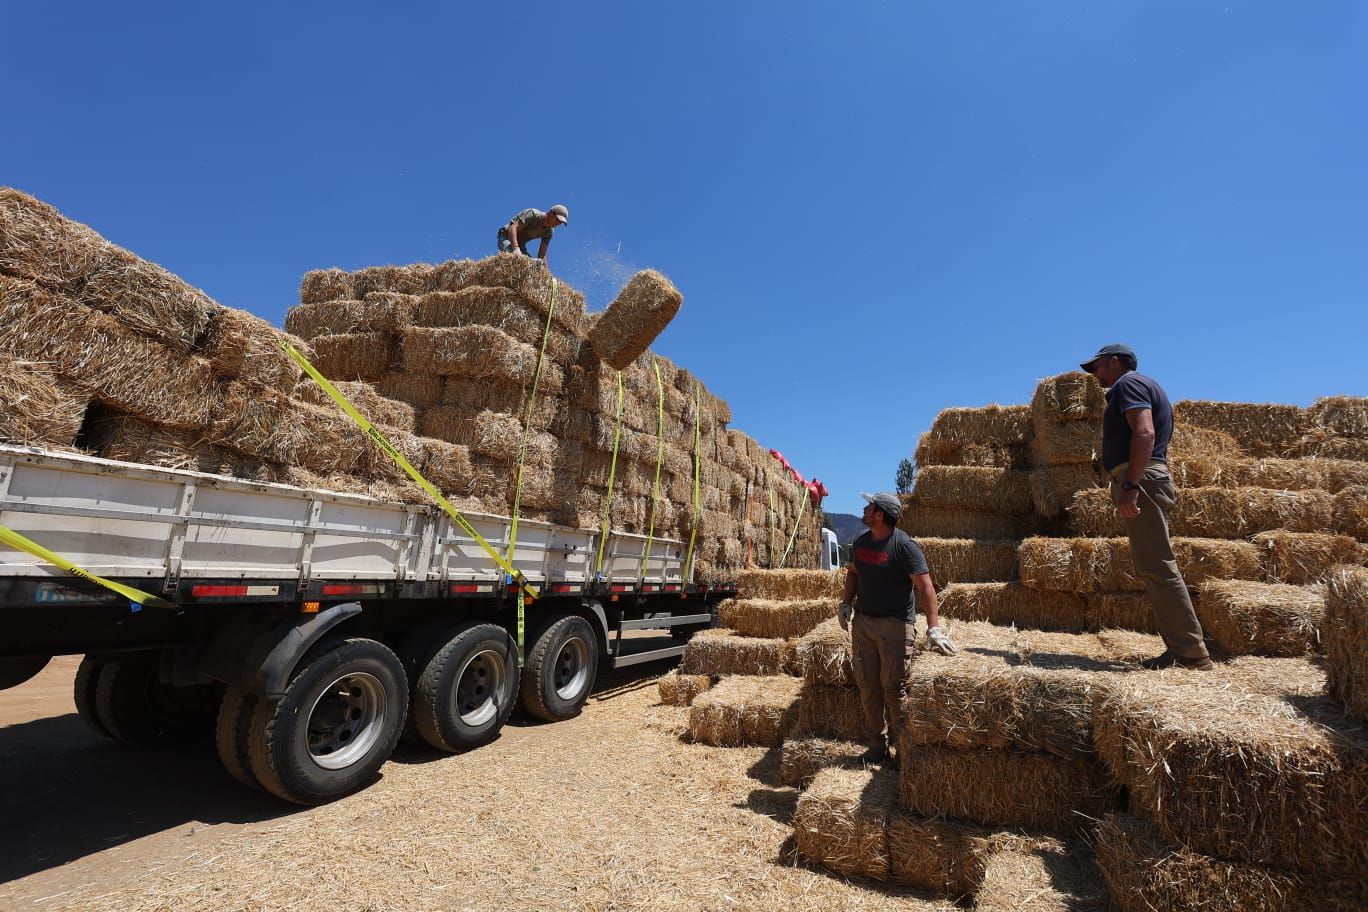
[281,341,538,600]
[639,361,665,578]
[778,485,810,569]
[768,489,777,569]
[681,383,702,583]
[593,371,626,580]
[507,277,556,561]
[0,524,172,610]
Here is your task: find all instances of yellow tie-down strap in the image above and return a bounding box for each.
[0,524,173,611]
[282,341,538,601]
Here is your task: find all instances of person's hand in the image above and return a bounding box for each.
[1118,488,1142,519]
[927,626,957,656]
[838,602,853,631]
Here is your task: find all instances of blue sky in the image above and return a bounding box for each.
[6,2,1366,516]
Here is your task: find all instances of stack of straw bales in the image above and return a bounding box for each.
[0,188,823,584]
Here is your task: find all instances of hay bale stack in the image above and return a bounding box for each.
[736,568,843,600]
[0,354,87,447]
[656,671,713,706]
[937,582,1089,632]
[1332,485,1368,540]
[1029,373,1103,467]
[887,811,1000,898]
[914,465,1033,514]
[1028,463,1105,518]
[1196,580,1324,657]
[717,597,836,639]
[1174,400,1309,458]
[1093,681,1368,876]
[1083,591,1159,633]
[778,737,868,789]
[1325,567,1368,720]
[1253,530,1365,584]
[899,494,1039,541]
[586,270,682,370]
[1018,536,1263,593]
[1069,485,1334,539]
[914,404,1032,469]
[795,617,852,686]
[793,683,866,742]
[792,766,899,880]
[686,674,802,747]
[1095,813,1368,912]
[915,537,1019,584]
[678,629,796,677]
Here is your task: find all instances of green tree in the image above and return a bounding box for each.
[895,457,916,494]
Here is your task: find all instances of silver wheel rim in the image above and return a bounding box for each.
[553,636,590,702]
[305,671,387,770]
[455,647,506,726]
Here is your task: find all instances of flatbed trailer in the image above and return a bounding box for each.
[0,443,731,804]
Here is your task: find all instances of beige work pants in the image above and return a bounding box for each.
[850,613,917,750]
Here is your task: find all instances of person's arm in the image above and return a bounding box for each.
[1119,407,1155,516]
[842,566,858,604]
[507,219,521,252]
[537,236,550,260]
[912,572,939,628]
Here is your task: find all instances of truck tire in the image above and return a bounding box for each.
[95,654,217,748]
[412,623,517,752]
[247,637,407,805]
[519,614,599,722]
[73,656,111,740]
[215,686,262,790]
[394,620,466,745]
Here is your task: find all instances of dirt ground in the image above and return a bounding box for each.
[0,656,1105,912]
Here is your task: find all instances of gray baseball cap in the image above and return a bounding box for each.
[861,491,901,521]
[549,204,569,223]
[1079,343,1135,372]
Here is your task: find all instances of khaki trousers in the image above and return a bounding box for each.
[1111,461,1209,660]
[850,613,917,749]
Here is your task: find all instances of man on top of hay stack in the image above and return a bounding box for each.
[840,491,957,767]
[1080,343,1213,671]
[496,204,569,263]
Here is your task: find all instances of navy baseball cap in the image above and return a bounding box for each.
[1080,343,1135,372]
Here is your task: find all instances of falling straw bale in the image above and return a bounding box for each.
[717,597,836,639]
[656,671,712,706]
[679,629,793,676]
[1325,567,1368,720]
[899,496,1036,541]
[686,674,802,747]
[1308,395,1368,437]
[1174,400,1309,458]
[795,618,852,686]
[586,270,682,371]
[0,355,87,447]
[915,537,1019,584]
[308,332,397,382]
[1031,371,1106,420]
[736,568,844,600]
[1332,485,1368,540]
[792,766,899,881]
[886,811,998,898]
[1028,463,1104,517]
[1197,580,1324,657]
[1095,812,1368,912]
[914,465,1033,513]
[794,683,866,741]
[778,737,868,789]
[297,268,355,305]
[1092,680,1368,875]
[284,296,416,339]
[896,743,1120,834]
[938,582,1089,632]
[1084,592,1159,633]
[1029,417,1099,467]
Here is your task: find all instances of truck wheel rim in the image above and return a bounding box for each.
[305,671,387,770]
[456,648,506,726]
[553,638,590,701]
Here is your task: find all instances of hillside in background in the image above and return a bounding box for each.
[824,512,863,545]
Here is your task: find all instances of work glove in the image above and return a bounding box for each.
[838,602,853,631]
[926,626,958,656]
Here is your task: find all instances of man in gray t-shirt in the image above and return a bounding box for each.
[496,205,569,263]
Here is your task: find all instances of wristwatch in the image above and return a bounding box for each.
[1122,480,1142,491]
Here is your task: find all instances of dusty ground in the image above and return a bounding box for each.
[0,656,1104,912]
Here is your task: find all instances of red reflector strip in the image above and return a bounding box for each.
[549,583,579,593]
[664,585,680,592]
[320,584,385,596]
[610,584,632,592]
[642,585,659,592]
[450,583,496,594]
[191,585,280,597]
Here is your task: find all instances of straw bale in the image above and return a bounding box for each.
[1074,485,1336,539]
[718,597,836,640]
[460,255,589,327]
[886,811,998,897]
[292,379,416,432]
[417,437,474,496]
[1171,421,1245,460]
[779,737,868,788]
[1065,488,1126,538]
[913,538,1019,584]
[1308,395,1368,437]
[1227,456,1368,492]
[938,582,1088,632]
[792,766,899,881]
[1168,452,1230,488]
[297,267,354,305]
[198,306,307,389]
[679,629,793,677]
[0,276,220,429]
[1084,592,1159,633]
[656,671,712,707]
[0,187,110,287]
[308,332,397,382]
[442,375,559,428]
[1028,463,1104,518]
[72,246,221,352]
[737,568,843,600]
[401,325,550,388]
[896,744,1120,834]
[914,465,1033,514]
[422,259,475,294]
[899,496,1036,541]
[375,371,443,409]
[914,431,1031,470]
[1298,432,1368,461]
[1092,681,1368,874]
[796,618,853,686]
[1325,567,1368,720]
[1020,536,1263,593]
[1031,372,1106,421]
[349,264,429,298]
[414,286,582,361]
[1196,580,1324,657]
[284,295,416,340]
[207,383,367,475]
[1174,400,1309,458]
[1332,485,1368,539]
[417,406,524,458]
[81,413,289,481]
[588,270,682,370]
[1095,812,1368,912]
[0,355,87,447]
[1029,417,1099,467]
[794,683,866,741]
[1252,529,1364,585]
[928,403,1034,444]
[686,674,802,747]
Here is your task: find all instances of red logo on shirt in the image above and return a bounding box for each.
[854,546,889,566]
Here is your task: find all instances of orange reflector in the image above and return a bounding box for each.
[302,601,321,614]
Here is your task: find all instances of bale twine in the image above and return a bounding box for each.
[656,671,712,707]
[1197,580,1325,657]
[914,465,1034,514]
[1325,567,1368,720]
[686,674,802,747]
[0,354,88,447]
[778,737,867,789]
[937,582,1089,632]
[1174,400,1309,458]
[792,766,899,881]
[795,618,853,686]
[717,597,836,640]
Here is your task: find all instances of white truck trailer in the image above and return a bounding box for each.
[0,443,731,804]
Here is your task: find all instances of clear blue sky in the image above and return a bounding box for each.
[6,3,1366,516]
